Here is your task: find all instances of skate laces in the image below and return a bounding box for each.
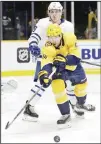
[60,114,70,120]
[29,105,36,113]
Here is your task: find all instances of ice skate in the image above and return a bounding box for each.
[57,114,71,129]
[76,102,95,112]
[22,104,39,122]
[73,103,85,118]
[69,101,84,117]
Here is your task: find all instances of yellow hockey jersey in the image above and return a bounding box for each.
[41,32,80,71]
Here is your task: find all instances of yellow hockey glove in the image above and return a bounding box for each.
[38,70,51,88]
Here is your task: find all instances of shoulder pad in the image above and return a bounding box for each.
[63,32,77,47]
[36,17,49,27]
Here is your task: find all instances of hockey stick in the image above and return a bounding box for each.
[81,60,101,67]
[33,56,101,82]
[34,55,42,82]
[5,68,56,130]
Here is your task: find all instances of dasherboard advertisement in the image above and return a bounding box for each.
[1,40,100,76]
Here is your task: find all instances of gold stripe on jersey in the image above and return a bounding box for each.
[51,79,68,104]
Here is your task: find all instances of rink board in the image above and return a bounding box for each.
[1,40,101,76]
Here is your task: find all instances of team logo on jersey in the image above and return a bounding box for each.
[42,54,47,59]
[45,41,52,46]
[17,48,30,63]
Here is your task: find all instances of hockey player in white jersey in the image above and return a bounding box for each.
[23,2,95,121]
[28,2,74,50]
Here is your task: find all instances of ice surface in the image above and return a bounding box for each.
[1,75,100,143]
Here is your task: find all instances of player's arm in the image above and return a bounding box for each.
[28,19,42,46]
[65,21,74,33]
[41,44,56,74]
[68,23,74,33]
[38,44,56,88]
[66,47,81,65]
[88,12,92,29]
[93,13,97,22]
[28,19,43,57]
[65,33,81,65]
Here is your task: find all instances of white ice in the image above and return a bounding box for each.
[1,75,100,143]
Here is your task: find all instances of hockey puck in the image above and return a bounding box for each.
[54,135,60,143]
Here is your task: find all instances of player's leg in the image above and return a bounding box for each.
[51,73,71,128]
[23,59,41,121]
[72,65,95,112]
[23,100,39,122]
[66,79,95,112]
[23,83,43,121]
[66,80,77,106]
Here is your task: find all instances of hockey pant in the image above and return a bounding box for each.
[51,64,87,115]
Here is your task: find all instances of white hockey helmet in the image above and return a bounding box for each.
[48,2,63,11]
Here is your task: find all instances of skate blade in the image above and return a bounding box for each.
[57,121,71,129]
[22,114,38,122]
[82,108,95,112]
[75,107,95,112]
[75,114,85,119]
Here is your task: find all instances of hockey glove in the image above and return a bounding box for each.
[29,45,40,57]
[53,54,66,72]
[38,71,51,88]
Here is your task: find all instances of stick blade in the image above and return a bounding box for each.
[5,122,10,129]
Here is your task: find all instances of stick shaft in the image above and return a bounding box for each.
[5,68,56,129]
[81,60,101,67]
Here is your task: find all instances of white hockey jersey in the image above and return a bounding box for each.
[28,17,74,48]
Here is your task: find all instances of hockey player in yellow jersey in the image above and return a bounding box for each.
[23,23,95,125]
[38,24,89,126]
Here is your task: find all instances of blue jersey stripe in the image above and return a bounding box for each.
[31,33,41,40]
[35,85,45,91]
[29,41,38,46]
[31,36,39,43]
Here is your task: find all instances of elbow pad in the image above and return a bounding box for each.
[66,55,81,65]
